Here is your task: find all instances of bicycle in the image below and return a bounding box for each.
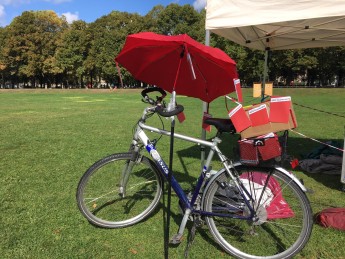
[76,87,313,258]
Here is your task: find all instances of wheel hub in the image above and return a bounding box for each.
[253,206,268,225]
[244,204,268,226]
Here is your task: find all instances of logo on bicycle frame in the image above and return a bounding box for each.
[147,144,170,175]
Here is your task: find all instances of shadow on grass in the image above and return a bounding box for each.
[175,132,344,191]
[85,131,343,248]
[158,202,222,254]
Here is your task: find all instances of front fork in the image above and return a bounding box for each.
[119,140,141,197]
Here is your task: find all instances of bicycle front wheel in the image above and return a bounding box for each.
[203,165,313,259]
[77,152,163,228]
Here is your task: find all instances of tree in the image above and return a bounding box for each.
[87,11,145,87]
[0,27,8,87]
[3,11,67,88]
[0,6,345,88]
[56,20,90,88]
[155,4,204,40]
[144,5,165,33]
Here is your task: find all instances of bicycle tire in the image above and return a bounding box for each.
[203,165,313,259]
[76,152,163,228]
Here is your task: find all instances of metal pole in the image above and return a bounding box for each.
[201,30,210,169]
[261,49,269,102]
[164,91,177,259]
[341,126,345,190]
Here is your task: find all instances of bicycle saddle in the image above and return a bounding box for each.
[204,118,236,134]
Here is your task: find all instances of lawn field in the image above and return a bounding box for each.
[1,88,345,258]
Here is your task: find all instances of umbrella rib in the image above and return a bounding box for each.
[192,52,236,100]
[194,61,212,101]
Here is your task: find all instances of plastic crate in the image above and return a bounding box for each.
[239,134,282,165]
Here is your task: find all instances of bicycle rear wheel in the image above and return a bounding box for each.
[203,165,313,259]
[77,152,162,228]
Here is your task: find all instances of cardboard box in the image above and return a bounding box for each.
[240,101,297,139]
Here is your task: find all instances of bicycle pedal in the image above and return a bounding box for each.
[169,233,183,245]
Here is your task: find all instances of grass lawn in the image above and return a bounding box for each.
[1,88,344,258]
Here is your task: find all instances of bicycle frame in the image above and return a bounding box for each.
[117,104,309,243]
[128,107,256,221]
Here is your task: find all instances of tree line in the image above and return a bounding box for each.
[0,4,344,89]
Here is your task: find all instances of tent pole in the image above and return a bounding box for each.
[262,49,269,101]
[201,30,211,169]
[341,126,345,191]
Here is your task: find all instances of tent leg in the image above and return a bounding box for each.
[200,102,208,169]
[201,30,211,169]
[261,49,269,102]
[341,126,345,191]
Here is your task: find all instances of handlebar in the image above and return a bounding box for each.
[155,104,184,117]
[141,87,184,118]
[141,87,167,105]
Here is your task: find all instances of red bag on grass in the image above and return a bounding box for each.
[240,172,294,219]
[315,208,345,231]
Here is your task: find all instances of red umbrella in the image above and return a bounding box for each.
[115,32,238,103]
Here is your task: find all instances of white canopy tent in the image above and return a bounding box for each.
[205,0,345,86]
[203,0,345,183]
[205,0,345,51]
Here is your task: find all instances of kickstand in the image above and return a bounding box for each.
[184,223,196,258]
[184,217,202,258]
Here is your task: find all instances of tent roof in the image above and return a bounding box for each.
[206,0,345,50]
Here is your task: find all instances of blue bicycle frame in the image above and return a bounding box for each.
[130,107,260,237]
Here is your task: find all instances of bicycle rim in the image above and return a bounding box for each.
[203,166,313,259]
[77,153,162,228]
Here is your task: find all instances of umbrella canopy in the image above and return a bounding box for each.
[206,0,345,51]
[115,32,238,103]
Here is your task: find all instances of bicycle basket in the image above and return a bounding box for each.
[238,133,282,165]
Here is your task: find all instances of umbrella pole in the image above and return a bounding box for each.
[164,118,174,259]
[164,91,177,259]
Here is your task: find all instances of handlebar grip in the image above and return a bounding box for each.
[155,104,184,117]
[141,87,167,100]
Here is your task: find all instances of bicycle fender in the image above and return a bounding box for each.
[233,163,307,192]
[201,163,307,206]
[274,166,307,192]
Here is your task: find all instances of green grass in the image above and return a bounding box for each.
[0,88,345,258]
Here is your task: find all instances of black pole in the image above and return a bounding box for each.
[164,118,175,259]
[163,165,167,258]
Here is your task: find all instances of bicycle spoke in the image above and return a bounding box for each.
[84,189,119,204]
[77,153,162,228]
[204,167,312,258]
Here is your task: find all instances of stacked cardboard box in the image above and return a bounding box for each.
[229,97,297,139]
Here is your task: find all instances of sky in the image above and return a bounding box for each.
[0,0,207,27]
